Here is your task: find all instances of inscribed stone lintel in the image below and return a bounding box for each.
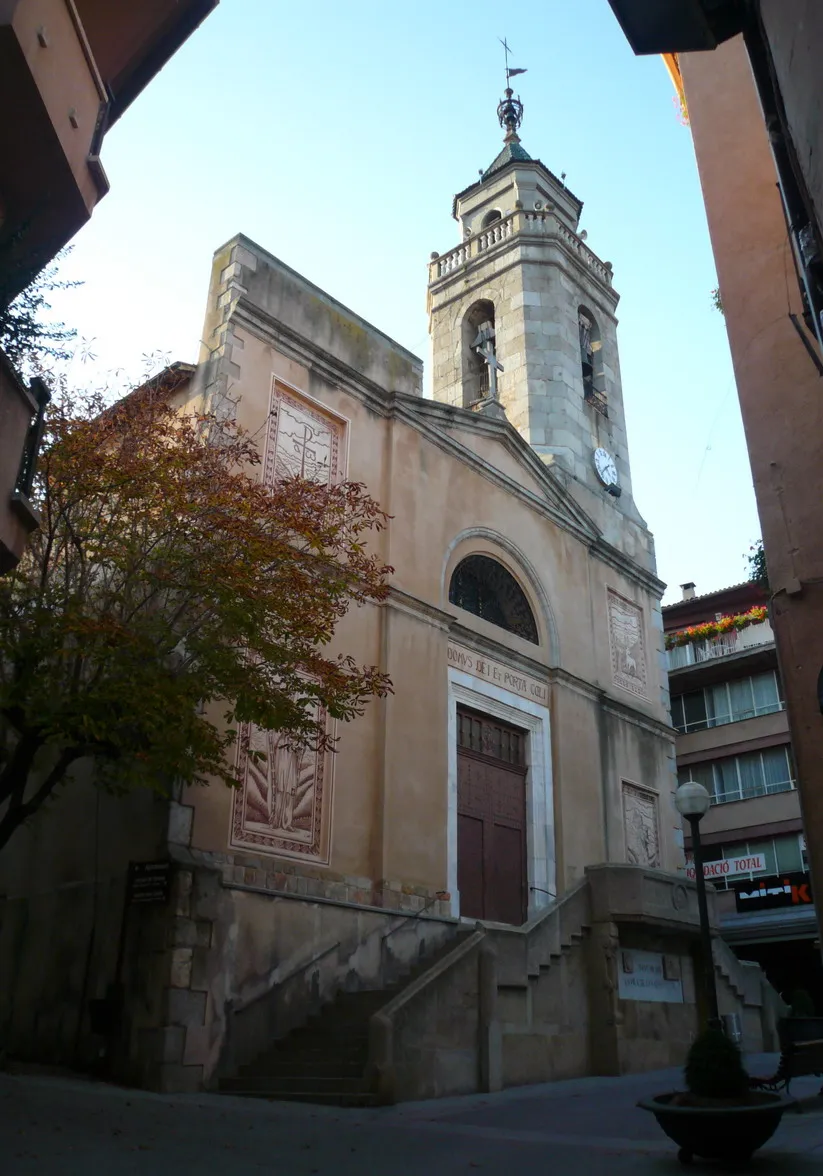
[447,641,549,706]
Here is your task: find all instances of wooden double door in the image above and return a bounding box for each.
[456,707,528,926]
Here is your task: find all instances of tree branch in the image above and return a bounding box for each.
[0,745,80,852]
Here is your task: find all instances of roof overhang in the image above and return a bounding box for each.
[75,0,220,124]
[721,904,818,945]
[605,0,745,55]
[452,157,582,221]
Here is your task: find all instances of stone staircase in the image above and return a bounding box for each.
[219,930,472,1105]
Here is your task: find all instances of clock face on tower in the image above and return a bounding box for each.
[593,447,619,488]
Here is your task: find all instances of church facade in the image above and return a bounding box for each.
[0,90,782,1098]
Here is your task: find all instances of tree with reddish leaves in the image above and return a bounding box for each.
[0,379,392,851]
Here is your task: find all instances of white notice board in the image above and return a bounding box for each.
[618,949,684,1004]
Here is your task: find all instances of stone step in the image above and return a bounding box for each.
[280,1028,370,1049]
[222,925,475,1106]
[240,1050,367,1075]
[221,1073,367,1094]
[242,1043,367,1070]
[220,1087,380,1107]
[241,1061,367,1080]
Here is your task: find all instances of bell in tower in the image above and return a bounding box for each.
[427,70,636,511]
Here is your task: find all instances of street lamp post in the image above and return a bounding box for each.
[676,779,720,1030]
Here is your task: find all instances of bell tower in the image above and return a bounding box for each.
[428,81,636,508]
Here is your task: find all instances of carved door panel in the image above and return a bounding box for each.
[456,707,527,925]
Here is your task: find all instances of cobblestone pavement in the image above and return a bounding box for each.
[2,1054,823,1174]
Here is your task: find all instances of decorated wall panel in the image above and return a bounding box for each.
[607,588,648,698]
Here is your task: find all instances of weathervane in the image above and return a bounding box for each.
[497,37,527,140]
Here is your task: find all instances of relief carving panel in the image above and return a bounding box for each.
[230,709,333,864]
[264,379,345,486]
[622,782,660,870]
[607,588,648,698]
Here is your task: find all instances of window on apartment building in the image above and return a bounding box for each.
[671,670,783,734]
[696,834,807,891]
[678,744,795,805]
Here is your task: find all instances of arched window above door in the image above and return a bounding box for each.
[449,555,539,644]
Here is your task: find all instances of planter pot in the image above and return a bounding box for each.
[637,1091,795,1166]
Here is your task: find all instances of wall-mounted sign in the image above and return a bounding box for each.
[126,861,171,906]
[685,853,766,882]
[733,870,813,914]
[447,641,549,705]
[618,949,684,1004]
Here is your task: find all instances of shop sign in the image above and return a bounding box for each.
[618,949,684,1004]
[733,870,813,914]
[684,853,766,882]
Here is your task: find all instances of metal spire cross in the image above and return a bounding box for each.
[472,323,504,401]
[496,37,526,139]
[498,36,527,88]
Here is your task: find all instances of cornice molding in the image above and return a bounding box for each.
[229,300,664,599]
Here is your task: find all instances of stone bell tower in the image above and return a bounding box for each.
[428,81,637,508]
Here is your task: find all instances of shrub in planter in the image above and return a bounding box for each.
[788,989,816,1018]
[639,1027,794,1165]
[681,1028,749,1105]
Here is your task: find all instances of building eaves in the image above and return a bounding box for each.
[662,580,762,614]
[451,157,583,220]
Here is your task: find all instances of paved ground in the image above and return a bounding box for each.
[2,1054,823,1174]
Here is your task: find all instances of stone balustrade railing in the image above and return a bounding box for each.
[477,215,515,252]
[430,211,613,287]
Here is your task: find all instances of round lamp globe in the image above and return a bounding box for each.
[675,779,711,819]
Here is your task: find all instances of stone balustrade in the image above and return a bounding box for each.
[429,210,613,287]
[477,215,515,252]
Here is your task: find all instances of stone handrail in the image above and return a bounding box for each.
[429,212,613,287]
[713,935,787,1052]
[368,927,487,1104]
[553,222,614,285]
[492,877,591,986]
[367,880,592,1103]
[477,214,515,252]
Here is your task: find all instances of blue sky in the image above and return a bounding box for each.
[51,0,760,604]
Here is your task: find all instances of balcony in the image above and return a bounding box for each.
[0,349,45,572]
[429,209,614,289]
[666,619,774,671]
[0,0,217,303]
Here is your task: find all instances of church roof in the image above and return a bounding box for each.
[482,138,533,180]
[451,152,583,221]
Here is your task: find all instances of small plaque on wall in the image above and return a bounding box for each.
[618,949,684,1004]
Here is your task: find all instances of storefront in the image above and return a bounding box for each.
[687,836,823,1010]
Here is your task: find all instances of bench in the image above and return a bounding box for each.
[751,1017,823,1096]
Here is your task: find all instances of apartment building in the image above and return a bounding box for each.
[664,580,819,1005]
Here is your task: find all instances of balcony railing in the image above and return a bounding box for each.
[666,619,774,671]
[429,211,614,287]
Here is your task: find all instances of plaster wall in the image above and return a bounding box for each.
[0,767,168,1069]
[760,0,823,239]
[179,237,678,913]
[679,38,823,943]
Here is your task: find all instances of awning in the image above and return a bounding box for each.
[721,905,819,944]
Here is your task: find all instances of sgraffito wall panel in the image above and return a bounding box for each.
[607,588,648,699]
